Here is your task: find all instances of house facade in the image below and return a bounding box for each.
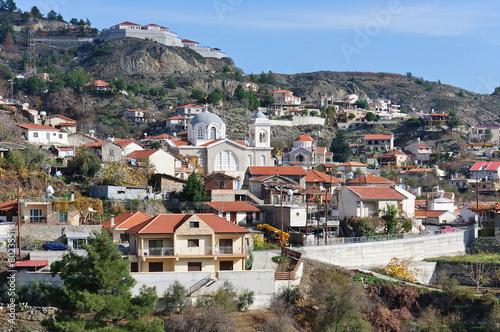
[126,149,180,176]
[404,141,432,162]
[174,104,205,121]
[364,134,394,153]
[126,213,250,273]
[17,124,69,146]
[102,211,152,242]
[123,109,150,123]
[470,125,500,143]
[203,201,262,225]
[41,115,77,134]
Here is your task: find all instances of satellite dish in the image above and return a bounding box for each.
[347,172,354,180]
[89,129,95,135]
[40,111,47,117]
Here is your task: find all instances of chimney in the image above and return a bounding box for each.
[110,216,115,227]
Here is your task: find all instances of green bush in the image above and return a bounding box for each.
[278,285,301,305]
[161,281,187,314]
[195,281,254,312]
[0,280,59,307]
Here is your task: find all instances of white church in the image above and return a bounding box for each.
[165,109,273,188]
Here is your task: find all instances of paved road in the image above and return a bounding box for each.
[251,250,280,270]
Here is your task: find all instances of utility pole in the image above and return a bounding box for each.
[277,170,284,248]
[476,175,480,227]
[317,196,320,246]
[305,193,309,246]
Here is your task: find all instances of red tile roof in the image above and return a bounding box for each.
[13,260,48,268]
[42,114,77,123]
[414,210,453,218]
[234,140,248,147]
[338,161,368,167]
[315,147,326,154]
[182,39,199,44]
[114,139,144,148]
[85,80,109,87]
[175,104,204,109]
[347,186,406,200]
[305,170,343,183]
[295,135,315,142]
[365,134,393,140]
[0,200,17,211]
[126,149,159,159]
[166,116,186,120]
[142,134,174,141]
[382,150,408,158]
[200,139,223,147]
[117,21,142,26]
[270,89,292,94]
[249,166,306,176]
[411,143,432,148]
[16,124,58,130]
[205,201,260,212]
[347,174,395,185]
[102,211,152,229]
[170,140,193,146]
[126,109,148,113]
[470,162,500,171]
[127,213,249,234]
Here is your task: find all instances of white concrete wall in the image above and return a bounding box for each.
[302,228,474,269]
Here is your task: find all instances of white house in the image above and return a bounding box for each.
[126,149,181,176]
[334,186,412,220]
[470,125,500,143]
[174,104,206,120]
[365,134,394,153]
[123,109,150,123]
[404,139,432,162]
[17,124,68,145]
[470,161,500,181]
[203,201,262,225]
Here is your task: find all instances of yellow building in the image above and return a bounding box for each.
[126,213,250,273]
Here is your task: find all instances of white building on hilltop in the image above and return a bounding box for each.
[98,22,226,58]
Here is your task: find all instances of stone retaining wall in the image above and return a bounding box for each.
[20,225,102,243]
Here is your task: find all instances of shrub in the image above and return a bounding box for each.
[195,281,254,312]
[0,280,59,307]
[383,257,420,282]
[164,304,235,332]
[161,281,188,314]
[278,285,301,305]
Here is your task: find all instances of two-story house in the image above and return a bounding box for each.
[404,140,432,163]
[123,109,150,123]
[126,213,250,272]
[17,124,69,146]
[174,104,205,120]
[470,125,500,143]
[364,134,394,153]
[470,162,500,181]
[40,115,77,134]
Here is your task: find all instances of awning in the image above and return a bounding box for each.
[0,200,18,211]
[13,260,49,268]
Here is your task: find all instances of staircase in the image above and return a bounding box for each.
[187,275,213,296]
[235,189,264,205]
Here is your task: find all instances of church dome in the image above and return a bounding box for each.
[294,135,315,142]
[190,110,224,128]
[253,111,267,119]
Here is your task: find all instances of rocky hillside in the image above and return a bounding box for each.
[78,38,237,76]
[270,71,500,126]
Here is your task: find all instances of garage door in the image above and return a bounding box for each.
[149,262,163,272]
[220,261,233,271]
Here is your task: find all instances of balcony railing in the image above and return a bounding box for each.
[138,246,251,257]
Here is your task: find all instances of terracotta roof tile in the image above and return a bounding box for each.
[295,135,315,142]
[16,124,58,130]
[347,174,395,185]
[365,134,393,140]
[205,201,260,212]
[347,186,406,200]
[305,170,343,183]
[126,149,159,159]
[127,213,249,234]
[414,210,454,218]
[249,166,306,176]
[102,211,152,229]
[338,161,368,167]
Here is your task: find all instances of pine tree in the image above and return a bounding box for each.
[167,75,176,89]
[330,130,351,162]
[43,230,162,331]
[179,172,210,203]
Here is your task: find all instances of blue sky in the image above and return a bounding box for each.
[21,0,500,93]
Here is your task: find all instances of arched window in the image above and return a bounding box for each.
[260,155,266,166]
[210,127,217,140]
[247,155,252,166]
[297,155,304,162]
[197,127,204,140]
[215,151,239,171]
[259,131,267,143]
[250,130,255,145]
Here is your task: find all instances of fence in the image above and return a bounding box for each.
[138,246,251,256]
[303,232,434,247]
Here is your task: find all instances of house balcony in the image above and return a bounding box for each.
[136,246,251,257]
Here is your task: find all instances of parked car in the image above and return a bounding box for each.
[435,225,457,234]
[43,241,68,251]
[116,244,128,255]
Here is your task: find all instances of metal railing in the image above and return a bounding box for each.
[304,232,426,247]
[138,246,251,257]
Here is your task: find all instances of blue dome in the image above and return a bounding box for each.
[253,111,266,119]
[190,111,224,128]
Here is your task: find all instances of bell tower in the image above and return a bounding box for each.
[249,111,271,148]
